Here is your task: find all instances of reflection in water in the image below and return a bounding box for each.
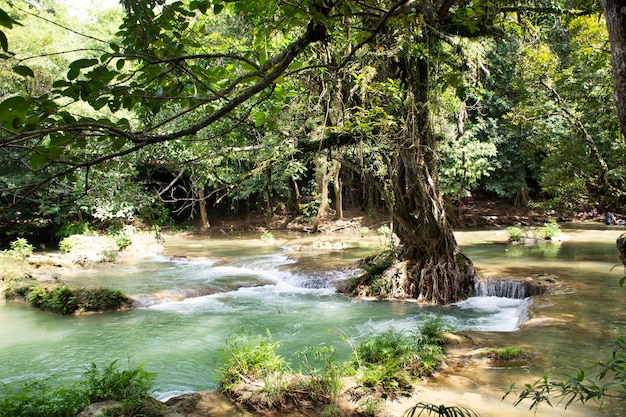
[0,226,624,416]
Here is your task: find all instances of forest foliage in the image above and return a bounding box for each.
[0,0,622,243]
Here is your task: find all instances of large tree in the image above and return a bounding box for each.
[0,0,607,303]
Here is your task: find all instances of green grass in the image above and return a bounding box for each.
[493,345,532,361]
[0,361,156,417]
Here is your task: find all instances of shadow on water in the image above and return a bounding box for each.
[0,226,624,416]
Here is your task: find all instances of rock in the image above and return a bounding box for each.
[77,401,122,417]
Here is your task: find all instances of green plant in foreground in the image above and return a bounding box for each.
[0,361,155,417]
[352,318,448,397]
[403,402,479,416]
[27,285,78,315]
[296,344,344,403]
[505,338,626,410]
[82,360,156,414]
[218,330,287,393]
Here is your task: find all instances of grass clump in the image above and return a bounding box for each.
[492,345,533,361]
[218,330,289,408]
[352,317,448,398]
[0,361,157,417]
[4,284,131,315]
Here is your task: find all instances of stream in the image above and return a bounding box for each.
[1,225,624,416]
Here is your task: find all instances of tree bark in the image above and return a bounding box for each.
[354,33,476,304]
[604,0,626,141]
[198,187,210,230]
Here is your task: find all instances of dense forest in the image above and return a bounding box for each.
[1,2,626,416]
[0,0,625,304]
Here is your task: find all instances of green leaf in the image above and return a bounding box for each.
[252,111,266,127]
[67,67,80,80]
[111,136,126,150]
[13,65,35,78]
[30,151,49,170]
[116,59,125,70]
[0,8,16,29]
[214,3,224,14]
[91,97,109,110]
[0,30,7,52]
[620,276,626,287]
[0,96,30,113]
[69,58,99,71]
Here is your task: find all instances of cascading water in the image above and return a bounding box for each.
[6,228,621,417]
[474,278,544,299]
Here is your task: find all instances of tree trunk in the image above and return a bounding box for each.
[604,0,626,141]
[198,187,210,230]
[311,156,333,232]
[359,41,476,304]
[333,162,343,220]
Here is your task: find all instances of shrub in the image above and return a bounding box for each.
[57,222,92,240]
[359,226,370,237]
[0,379,87,417]
[352,319,449,397]
[493,345,532,361]
[538,220,561,240]
[295,345,344,403]
[81,360,156,414]
[27,285,77,315]
[2,238,35,262]
[218,330,287,394]
[58,235,81,254]
[75,288,131,312]
[506,224,525,243]
[0,361,156,417]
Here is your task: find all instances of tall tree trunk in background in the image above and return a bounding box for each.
[333,156,343,220]
[604,0,626,142]
[311,155,333,232]
[198,187,210,230]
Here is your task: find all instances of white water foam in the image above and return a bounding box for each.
[454,296,533,331]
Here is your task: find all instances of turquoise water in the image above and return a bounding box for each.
[1,226,624,416]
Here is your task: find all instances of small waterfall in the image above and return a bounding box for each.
[474,278,544,299]
[279,270,346,290]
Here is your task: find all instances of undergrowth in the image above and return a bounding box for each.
[217,317,451,413]
[0,361,156,417]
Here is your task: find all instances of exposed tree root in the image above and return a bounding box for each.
[346,254,476,305]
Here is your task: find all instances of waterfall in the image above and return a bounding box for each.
[474,278,544,299]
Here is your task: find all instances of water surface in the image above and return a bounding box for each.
[1,226,624,416]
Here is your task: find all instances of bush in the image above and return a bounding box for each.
[295,345,344,403]
[538,220,561,240]
[218,330,288,394]
[0,361,156,417]
[506,224,526,243]
[81,360,156,414]
[27,285,77,315]
[2,238,35,262]
[57,222,92,240]
[75,288,131,312]
[58,235,81,254]
[15,285,130,315]
[351,318,449,397]
[493,346,532,361]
